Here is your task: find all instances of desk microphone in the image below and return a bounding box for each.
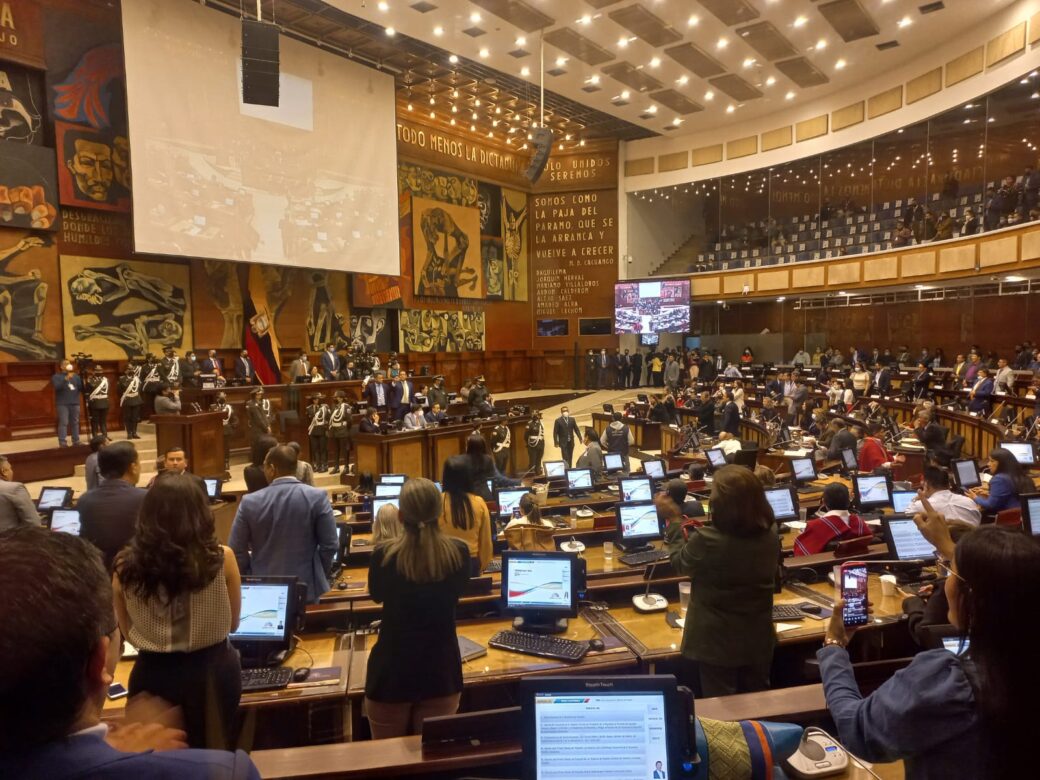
[632,561,669,613]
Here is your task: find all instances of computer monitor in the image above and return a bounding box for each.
[952,458,981,490]
[497,488,531,519]
[49,509,81,535]
[882,516,937,563]
[705,448,727,472]
[642,459,665,480]
[789,456,818,485]
[380,474,407,485]
[763,485,799,523]
[521,675,694,780]
[565,468,593,495]
[203,478,222,502]
[617,501,661,551]
[1022,493,1040,537]
[37,486,72,511]
[603,452,624,473]
[371,496,399,517]
[501,550,582,634]
[854,473,893,512]
[1001,441,1036,466]
[543,460,567,479]
[486,479,494,495]
[840,447,859,473]
[229,576,298,666]
[374,484,401,497]
[892,489,917,514]
[619,476,653,503]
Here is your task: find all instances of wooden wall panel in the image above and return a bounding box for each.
[761,126,793,152]
[939,244,977,273]
[986,22,1026,67]
[723,273,755,295]
[906,68,942,104]
[624,157,655,176]
[727,136,758,159]
[979,235,1018,267]
[1032,12,1040,46]
[692,144,724,166]
[658,151,689,172]
[831,102,864,131]
[867,86,902,119]
[795,115,828,142]
[692,276,721,296]
[1021,227,1040,260]
[946,47,985,87]
[757,269,790,291]
[827,262,861,285]
[863,256,898,281]
[792,265,826,288]
[901,250,937,277]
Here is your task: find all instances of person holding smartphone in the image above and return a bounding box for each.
[816,495,1040,779]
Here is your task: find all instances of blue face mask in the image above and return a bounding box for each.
[390,368,399,377]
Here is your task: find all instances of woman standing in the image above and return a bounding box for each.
[661,465,780,697]
[850,362,872,398]
[112,474,242,749]
[463,434,518,501]
[740,347,755,365]
[365,478,470,739]
[650,352,664,387]
[440,455,494,573]
[525,411,545,475]
[969,448,1034,513]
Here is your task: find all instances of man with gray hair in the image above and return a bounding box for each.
[0,455,40,533]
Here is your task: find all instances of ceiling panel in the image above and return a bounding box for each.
[608,4,683,47]
[707,73,764,102]
[468,0,554,33]
[775,57,831,88]
[544,27,615,66]
[737,22,800,62]
[817,0,881,44]
[602,60,665,92]
[664,42,726,78]
[696,0,760,26]
[649,89,704,114]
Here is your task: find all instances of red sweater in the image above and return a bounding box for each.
[857,437,890,473]
[793,512,870,556]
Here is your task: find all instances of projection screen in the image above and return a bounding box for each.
[121,0,400,274]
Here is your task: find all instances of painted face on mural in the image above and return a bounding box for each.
[66,137,114,201]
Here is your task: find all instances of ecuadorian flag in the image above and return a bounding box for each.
[242,265,281,385]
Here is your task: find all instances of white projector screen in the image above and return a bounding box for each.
[121,0,400,274]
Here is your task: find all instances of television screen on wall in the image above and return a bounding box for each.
[614,280,690,334]
[640,333,660,346]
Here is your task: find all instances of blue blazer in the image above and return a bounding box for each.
[229,477,338,602]
[320,350,340,380]
[967,378,993,413]
[974,472,1021,513]
[389,379,415,409]
[0,732,259,780]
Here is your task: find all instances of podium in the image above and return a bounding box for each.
[152,412,225,478]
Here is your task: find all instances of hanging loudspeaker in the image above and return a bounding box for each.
[242,19,280,107]
[524,127,553,183]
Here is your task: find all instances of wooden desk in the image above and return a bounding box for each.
[591,412,662,450]
[152,411,225,478]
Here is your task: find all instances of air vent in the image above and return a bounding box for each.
[602,61,665,92]
[664,42,726,78]
[608,5,683,47]
[708,74,763,101]
[468,0,555,34]
[649,89,704,115]
[544,27,614,66]
[775,57,830,88]
[509,48,530,58]
[919,2,945,14]
[876,40,900,51]
[817,0,880,43]
[462,26,486,37]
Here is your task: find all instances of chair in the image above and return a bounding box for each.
[504,523,557,552]
[994,508,1022,529]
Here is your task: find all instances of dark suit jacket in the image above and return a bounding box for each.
[695,399,716,433]
[235,357,254,381]
[764,379,782,399]
[553,415,580,448]
[363,381,390,409]
[827,429,858,460]
[967,378,994,413]
[201,357,222,374]
[0,732,259,780]
[320,350,340,380]
[77,480,148,570]
[389,379,416,410]
[873,369,892,395]
[719,401,740,435]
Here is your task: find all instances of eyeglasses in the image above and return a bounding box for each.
[936,559,966,584]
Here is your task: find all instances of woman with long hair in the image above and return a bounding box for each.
[365,478,470,739]
[660,465,780,697]
[243,434,277,493]
[112,474,242,749]
[372,502,403,545]
[970,447,1035,513]
[463,433,518,501]
[819,499,1040,778]
[440,455,493,573]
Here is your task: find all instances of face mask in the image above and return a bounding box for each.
[562,412,569,418]
[65,365,74,372]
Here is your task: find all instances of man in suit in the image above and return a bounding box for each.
[764,372,783,401]
[229,445,338,603]
[872,362,892,396]
[951,353,967,385]
[0,526,260,779]
[235,349,256,384]
[201,349,223,376]
[339,359,358,380]
[288,351,310,382]
[320,343,340,380]
[52,360,84,447]
[614,348,627,389]
[962,352,982,387]
[693,390,716,434]
[389,370,416,421]
[967,367,994,414]
[653,760,666,779]
[993,358,1015,393]
[719,393,741,436]
[77,442,147,571]
[825,420,859,461]
[0,455,40,533]
[630,350,643,388]
[596,349,614,390]
[553,406,581,466]
[363,370,390,413]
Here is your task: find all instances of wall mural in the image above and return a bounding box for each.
[304,269,350,351]
[399,309,485,353]
[60,255,192,359]
[398,162,477,206]
[0,64,45,144]
[190,258,244,349]
[0,229,61,360]
[477,181,503,299]
[502,188,528,302]
[349,308,391,352]
[0,143,60,231]
[412,196,483,299]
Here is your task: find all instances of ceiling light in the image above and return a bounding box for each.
[515,36,526,46]
[620,90,630,99]
[617,36,629,48]
[776,296,786,302]
[1006,275,1027,282]
[377,1,389,10]
[385,27,395,36]
[704,90,714,100]
[578,14,591,25]
[449,54,458,64]
[555,56,567,67]
[672,117,682,126]
[765,75,776,86]
[646,105,658,114]
[451,89,459,98]
[649,57,661,67]
[588,74,600,84]
[676,75,688,85]
[726,104,735,113]
[429,111,435,118]
[742,57,755,69]
[451,105,457,113]
[479,48,489,58]
[450,118,456,125]
[579,139,585,147]
[793,15,807,28]
[495,106,502,114]
[688,15,699,27]
[433,25,443,36]
[520,66,530,76]
[406,103,413,111]
[471,111,478,119]
[716,37,728,50]
[815,38,827,50]
[897,15,912,28]
[469,12,481,23]
[785,91,795,100]
[429,96,435,105]
[835,58,846,70]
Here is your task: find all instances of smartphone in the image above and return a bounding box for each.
[840,562,869,627]
[107,683,129,700]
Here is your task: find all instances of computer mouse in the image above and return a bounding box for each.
[588,638,605,652]
[800,603,822,615]
[292,667,310,683]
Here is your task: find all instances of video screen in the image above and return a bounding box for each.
[706,449,726,468]
[544,461,566,478]
[381,474,407,484]
[505,556,573,610]
[640,333,659,347]
[614,280,691,334]
[954,460,980,489]
[204,478,220,499]
[375,484,401,497]
[619,502,660,540]
[643,460,665,479]
[537,319,569,337]
[604,453,624,471]
[566,469,592,490]
[764,487,797,521]
[372,497,399,517]
[620,477,653,502]
[1001,441,1035,465]
[856,475,890,507]
[1026,496,1040,536]
[841,448,858,471]
[892,490,916,514]
[791,458,817,482]
[50,509,81,535]
[497,489,530,518]
[38,488,69,509]
[231,583,289,640]
[887,518,937,561]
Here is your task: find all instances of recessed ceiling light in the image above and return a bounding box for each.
[646,105,657,114]
[520,66,530,76]
[578,14,591,25]
[450,118,456,125]
[479,48,489,58]
[726,104,735,113]
[588,74,601,84]
[429,111,435,118]
[433,25,443,36]
[515,36,526,46]
[469,12,481,23]
[716,37,728,49]
[451,105,457,113]
[815,38,827,50]
[429,96,435,105]
[704,90,714,100]
[688,14,699,27]
[672,118,683,126]
[618,36,629,48]
[579,139,585,147]
[406,103,413,111]
[377,1,389,10]
[676,75,688,85]
[620,90,630,99]
[742,57,755,69]
[449,54,458,63]
[385,27,395,36]
[785,91,795,100]
[765,75,776,86]
[835,58,846,70]
[777,296,786,302]
[649,57,661,67]
[793,15,807,28]
[897,15,912,28]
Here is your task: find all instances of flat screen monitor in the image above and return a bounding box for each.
[544,461,567,479]
[952,459,981,490]
[603,452,624,472]
[1022,493,1040,537]
[501,551,583,633]
[49,509,81,535]
[882,516,937,562]
[1001,441,1036,466]
[790,457,818,485]
[371,497,399,517]
[640,332,660,347]
[705,448,727,471]
[380,474,407,485]
[614,280,691,334]
[203,478,222,501]
[617,501,661,543]
[374,484,401,497]
[642,459,665,479]
[892,490,916,514]
[854,474,892,511]
[37,486,72,510]
[521,675,690,780]
[840,448,858,473]
[942,636,970,655]
[763,486,798,522]
[619,477,653,503]
[497,488,530,519]
[229,577,295,652]
[565,468,592,492]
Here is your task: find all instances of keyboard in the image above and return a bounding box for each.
[483,559,502,574]
[488,630,589,662]
[796,485,822,495]
[619,548,670,567]
[240,666,293,693]
[771,604,809,622]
